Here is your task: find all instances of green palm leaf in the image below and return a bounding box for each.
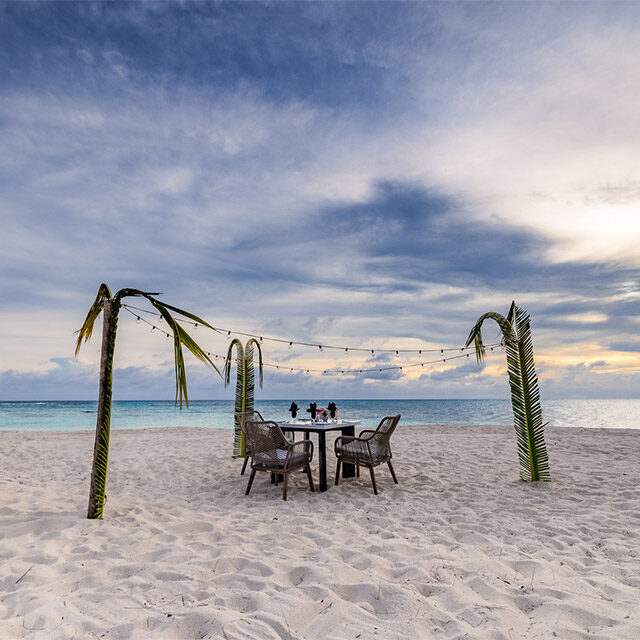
[74,283,112,356]
[224,338,263,458]
[145,296,220,408]
[466,301,550,482]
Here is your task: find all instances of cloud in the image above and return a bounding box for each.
[1,2,639,400]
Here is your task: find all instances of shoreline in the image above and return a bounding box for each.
[1,424,639,639]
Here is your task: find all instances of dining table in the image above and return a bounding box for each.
[277,420,360,492]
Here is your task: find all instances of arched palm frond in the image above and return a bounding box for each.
[225,339,246,457]
[75,283,113,356]
[224,338,264,458]
[466,301,551,482]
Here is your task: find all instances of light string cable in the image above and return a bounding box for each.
[121,304,503,376]
[121,302,501,356]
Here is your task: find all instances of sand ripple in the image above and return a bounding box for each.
[1,425,639,639]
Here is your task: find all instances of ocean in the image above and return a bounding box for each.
[0,398,638,431]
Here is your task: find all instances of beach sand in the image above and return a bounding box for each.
[1,424,639,639]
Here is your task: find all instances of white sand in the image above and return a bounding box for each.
[1,424,639,640]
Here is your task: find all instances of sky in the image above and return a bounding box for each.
[1,1,639,402]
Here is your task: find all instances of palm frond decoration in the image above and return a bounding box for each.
[76,283,221,519]
[466,301,550,482]
[224,337,263,458]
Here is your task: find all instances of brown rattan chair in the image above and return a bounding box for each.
[334,414,400,494]
[237,410,296,475]
[237,410,264,475]
[244,419,315,500]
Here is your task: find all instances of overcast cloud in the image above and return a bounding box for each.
[1,2,638,401]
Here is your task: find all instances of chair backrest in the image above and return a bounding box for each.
[369,414,401,452]
[244,419,289,456]
[238,410,264,435]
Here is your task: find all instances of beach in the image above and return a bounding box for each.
[1,424,639,640]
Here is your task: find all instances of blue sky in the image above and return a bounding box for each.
[1,1,639,401]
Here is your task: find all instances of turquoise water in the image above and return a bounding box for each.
[0,399,638,431]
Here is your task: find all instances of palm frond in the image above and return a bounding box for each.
[466,303,550,481]
[465,310,515,362]
[224,339,243,387]
[225,338,265,458]
[75,283,112,356]
[145,296,221,408]
[508,305,550,481]
[224,339,246,457]
[245,338,263,389]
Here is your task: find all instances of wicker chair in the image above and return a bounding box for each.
[244,419,315,500]
[334,414,401,494]
[237,410,264,475]
[237,410,296,475]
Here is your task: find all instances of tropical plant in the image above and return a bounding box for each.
[466,301,550,481]
[75,283,221,519]
[223,338,263,458]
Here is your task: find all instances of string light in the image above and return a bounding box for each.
[122,303,497,355]
[121,304,503,377]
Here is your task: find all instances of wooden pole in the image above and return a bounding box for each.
[87,298,116,518]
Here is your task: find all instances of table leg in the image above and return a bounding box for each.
[318,431,327,492]
[341,426,356,478]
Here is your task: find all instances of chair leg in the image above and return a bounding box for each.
[240,456,249,475]
[356,464,360,477]
[335,459,342,485]
[245,469,256,495]
[282,473,288,501]
[369,466,378,495]
[306,465,315,492]
[387,460,398,484]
